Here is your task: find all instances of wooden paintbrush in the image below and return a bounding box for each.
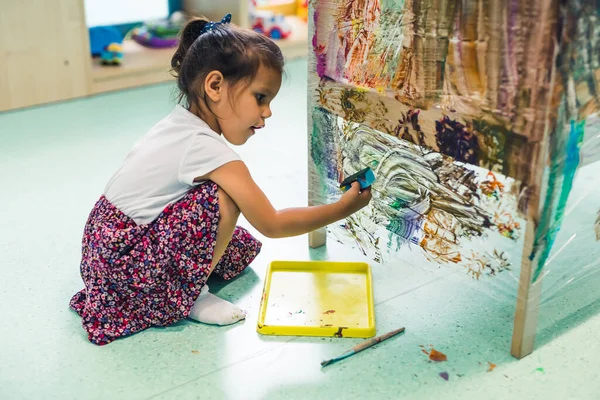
[320,327,406,368]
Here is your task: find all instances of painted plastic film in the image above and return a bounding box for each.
[307,0,600,357]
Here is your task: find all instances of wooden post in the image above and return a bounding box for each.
[308,228,327,248]
[511,219,544,358]
[307,101,327,249]
[307,1,327,250]
[510,129,550,358]
[509,1,558,350]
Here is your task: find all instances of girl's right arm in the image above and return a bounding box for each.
[205,160,372,238]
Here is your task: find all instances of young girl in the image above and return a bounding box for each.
[70,14,371,345]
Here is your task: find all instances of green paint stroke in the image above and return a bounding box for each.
[531,118,584,282]
[389,198,407,210]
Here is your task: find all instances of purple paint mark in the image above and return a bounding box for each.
[507,0,519,79]
[312,8,327,78]
[316,53,327,78]
[311,9,318,50]
[439,372,449,381]
[435,116,480,164]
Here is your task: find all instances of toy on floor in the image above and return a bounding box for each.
[100,43,124,66]
[131,12,185,48]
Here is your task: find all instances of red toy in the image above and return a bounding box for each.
[250,1,293,40]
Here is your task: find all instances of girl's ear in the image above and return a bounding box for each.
[204,70,224,102]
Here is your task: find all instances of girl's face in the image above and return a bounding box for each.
[201,65,282,146]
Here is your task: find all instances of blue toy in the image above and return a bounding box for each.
[89,26,123,56]
[100,43,124,66]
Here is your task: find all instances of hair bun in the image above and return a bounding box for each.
[171,17,209,76]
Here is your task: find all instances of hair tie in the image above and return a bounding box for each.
[201,13,232,34]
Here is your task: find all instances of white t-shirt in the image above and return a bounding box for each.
[104,105,241,225]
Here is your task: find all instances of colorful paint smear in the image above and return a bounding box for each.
[309,0,600,283]
[311,0,553,174]
[311,110,519,277]
[311,78,532,184]
[435,117,480,165]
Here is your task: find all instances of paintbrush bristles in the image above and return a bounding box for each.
[320,359,335,367]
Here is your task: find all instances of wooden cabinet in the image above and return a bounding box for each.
[0,0,91,111]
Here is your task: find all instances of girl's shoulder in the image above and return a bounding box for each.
[143,105,219,142]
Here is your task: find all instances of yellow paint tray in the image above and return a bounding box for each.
[257,260,376,338]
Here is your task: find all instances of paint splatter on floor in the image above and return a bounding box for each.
[191,350,200,355]
[323,310,336,315]
[535,367,545,373]
[429,349,448,362]
[439,372,449,381]
[488,362,497,372]
[421,346,448,362]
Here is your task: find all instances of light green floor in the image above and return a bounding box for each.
[1,59,599,400]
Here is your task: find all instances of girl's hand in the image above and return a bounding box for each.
[338,182,372,215]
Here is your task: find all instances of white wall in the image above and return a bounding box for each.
[84,0,170,27]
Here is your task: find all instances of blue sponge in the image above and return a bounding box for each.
[340,167,376,192]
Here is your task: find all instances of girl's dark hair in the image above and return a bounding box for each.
[171,16,285,110]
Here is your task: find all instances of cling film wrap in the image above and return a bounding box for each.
[307,0,600,343]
